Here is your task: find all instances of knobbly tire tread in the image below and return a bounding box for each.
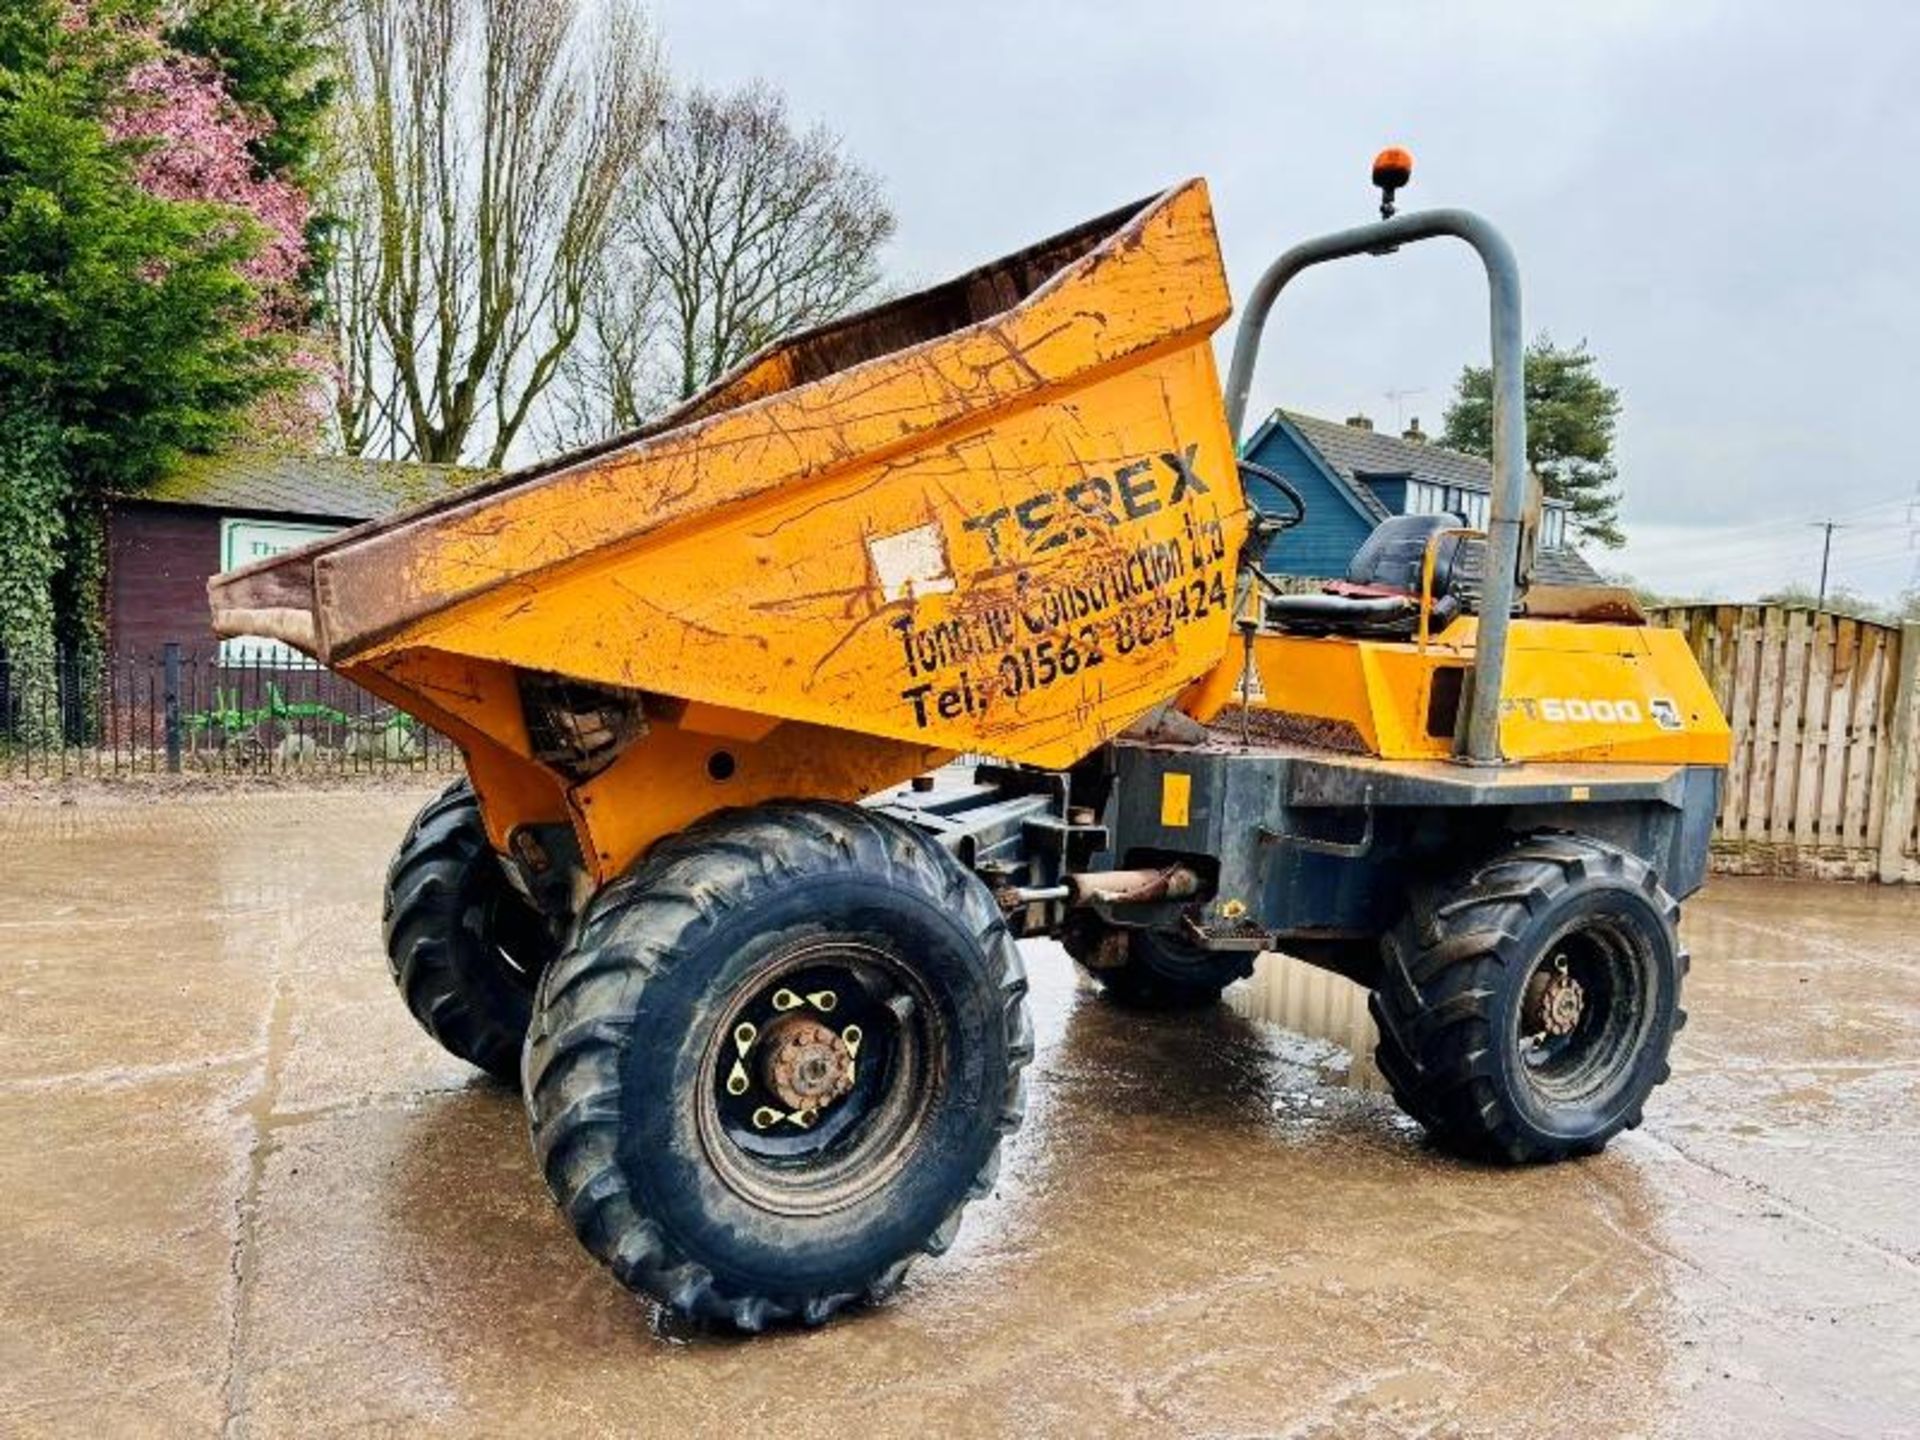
[1064,924,1254,1009]
[382,779,539,1084]
[1369,833,1686,1164]
[524,800,1031,1332]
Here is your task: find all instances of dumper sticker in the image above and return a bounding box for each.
[1160,772,1192,827]
[867,524,956,602]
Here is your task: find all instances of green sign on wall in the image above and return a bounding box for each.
[217,517,340,664]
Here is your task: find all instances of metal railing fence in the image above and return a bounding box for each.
[0,643,461,780]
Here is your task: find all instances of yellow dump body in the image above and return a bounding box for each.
[210,181,1249,879]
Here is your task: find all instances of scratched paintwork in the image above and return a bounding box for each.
[220,181,1240,761]
[209,180,1245,876]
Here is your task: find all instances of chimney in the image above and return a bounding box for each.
[1344,413,1374,431]
[1402,417,1426,443]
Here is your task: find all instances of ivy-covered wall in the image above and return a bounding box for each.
[0,407,67,745]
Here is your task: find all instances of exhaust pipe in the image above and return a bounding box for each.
[999,865,1203,909]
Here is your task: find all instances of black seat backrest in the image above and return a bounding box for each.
[1347,513,1467,596]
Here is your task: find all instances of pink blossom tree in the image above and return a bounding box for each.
[111,51,308,314]
[104,36,327,443]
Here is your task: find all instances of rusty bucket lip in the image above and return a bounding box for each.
[207,178,1209,665]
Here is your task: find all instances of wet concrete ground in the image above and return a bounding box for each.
[2,788,1916,1438]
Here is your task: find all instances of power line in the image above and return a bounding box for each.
[1629,532,1861,569]
[1618,536,1905,587]
[1830,539,1920,563]
[1621,493,1913,557]
[1656,493,1910,540]
[1607,492,1919,602]
[1910,485,1920,594]
[1622,530,1917,600]
[1650,542,1913,588]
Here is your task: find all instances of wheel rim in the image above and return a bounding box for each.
[697,938,941,1217]
[1514,914,1655,1108]
[469,888,554,995]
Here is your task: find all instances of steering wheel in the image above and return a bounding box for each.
[1232,459,1307,607]
[1237,459,1306,535]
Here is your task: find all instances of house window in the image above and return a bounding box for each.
[1407,481,1573,550]
[1406,480,1488,531]
[216,518,340,665]
[1541,507,1567,550]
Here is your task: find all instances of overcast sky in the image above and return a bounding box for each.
[652,0,1917,602]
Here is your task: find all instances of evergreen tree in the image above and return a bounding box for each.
[166,0,334,186]
[0,0,284,695]
[1442,335,1625,549]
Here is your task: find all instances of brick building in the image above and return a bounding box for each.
[107,451,477,662]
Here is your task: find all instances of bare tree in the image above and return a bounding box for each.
[639,81,895,404]
[325,0,663,464]
[541,222,659,450]
[321,155,397,457]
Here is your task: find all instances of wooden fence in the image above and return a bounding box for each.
[1649,606,1920,882]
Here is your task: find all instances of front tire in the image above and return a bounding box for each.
[524,802,1032,1330]
[1370,834,1686,1164]
[382,781,556,1083]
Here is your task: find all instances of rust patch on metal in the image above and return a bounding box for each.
[761,1015,856,1113]
[1210,707,1373,755]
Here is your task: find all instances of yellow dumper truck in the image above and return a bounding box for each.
[211,157,1729,1330]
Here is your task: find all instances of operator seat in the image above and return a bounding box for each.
[1264,513,1469,638]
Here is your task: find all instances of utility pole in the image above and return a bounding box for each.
[1812,520,1844,611]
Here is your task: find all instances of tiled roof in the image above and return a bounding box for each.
[1452,538,1606,590]
[138,450,485,521]
[1283,411,1543,499]
[1276,411,1604,587]
[1524,545,1604,587]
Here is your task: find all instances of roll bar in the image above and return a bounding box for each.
[1222,207,1531,766]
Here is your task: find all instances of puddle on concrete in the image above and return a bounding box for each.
[1225,951,1384,1091]
[4,796,1919,1435]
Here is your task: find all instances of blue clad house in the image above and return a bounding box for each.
[1240,410,1603,586]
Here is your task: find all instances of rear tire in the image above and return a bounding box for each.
[524,801,1031,1331]
[1064,920,1253,1008]
[382,780,556,1084]
[1370,833,1686,1164]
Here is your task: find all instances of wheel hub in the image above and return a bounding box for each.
[761,1014,855,1112]
[1524,961,1586,1038]
[700,942,935,1217]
